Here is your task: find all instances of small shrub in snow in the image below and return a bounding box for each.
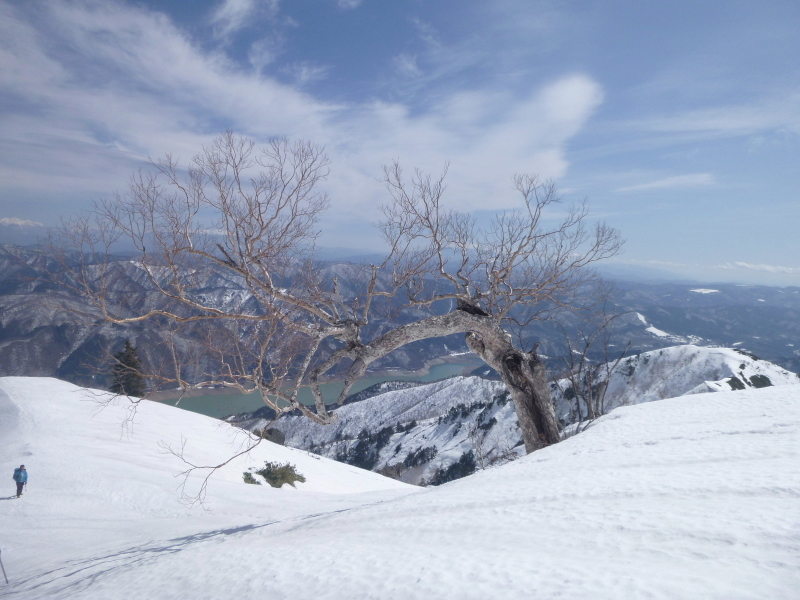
[254,461,306,488]
[242,472,261,485]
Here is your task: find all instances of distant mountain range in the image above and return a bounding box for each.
[0,244,463,386]
[1,243,799,388]
[609,281,800,373]
[0,218,47,246]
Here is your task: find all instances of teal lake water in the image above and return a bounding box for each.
[159,361,479,419]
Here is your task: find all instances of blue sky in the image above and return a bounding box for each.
[1,0,799,285]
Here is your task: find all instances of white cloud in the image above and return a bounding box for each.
[412,18,441,49]
[636,94,800,138]
[616,173,715,193]
[610,258,800,286]
[0,1,604,231]
[285,62,330,86]
[210,0,279,40]
[720,262,800,274]
[249,36,284,72]
[0,217,44,227]
[336,0,363,9]
[621,259,800,275]
[394,53,421,77]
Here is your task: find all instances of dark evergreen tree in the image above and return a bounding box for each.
[110,340,146,397]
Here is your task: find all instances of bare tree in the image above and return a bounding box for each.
[555,307,631,426]
[52,132,622,454]
[370,164,622,451]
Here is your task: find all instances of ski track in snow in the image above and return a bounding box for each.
[1,377,800,599]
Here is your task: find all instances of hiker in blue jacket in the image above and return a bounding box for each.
[12,465,27,498]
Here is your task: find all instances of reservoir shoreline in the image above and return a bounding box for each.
[148,354,484,419]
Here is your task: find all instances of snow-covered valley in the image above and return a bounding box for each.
[2,374,799,599]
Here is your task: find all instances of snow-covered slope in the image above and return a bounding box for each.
[267,376,515,485]
[261,345,799,484]
[0,377,412,580]
[2,378,799,598]
[555,344,800,421]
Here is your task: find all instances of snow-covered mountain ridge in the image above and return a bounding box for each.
[555,344,800,420]
[253,345,800,485]
[262,376,515,485]
[2,376,799,598]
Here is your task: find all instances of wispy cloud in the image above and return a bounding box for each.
[619,259,800,274]
[336,0,363,9]
[211,0,279,40]
[611,259,800,285]
[720,262,800,274]
[0,1,604,225]
[0,217,44,227]
[394,53,421,77]
[635,94,800,138]
[284,62,330,86]
[412,18,441,49]
[249,35,285,72]
[616,173,715,193]
[0,0,328,195]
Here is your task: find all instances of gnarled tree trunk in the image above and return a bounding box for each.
[321,308,561,453]
[465,331,560,453]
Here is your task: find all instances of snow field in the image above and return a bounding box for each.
[0,377,412,587]
[1,376,799,599]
